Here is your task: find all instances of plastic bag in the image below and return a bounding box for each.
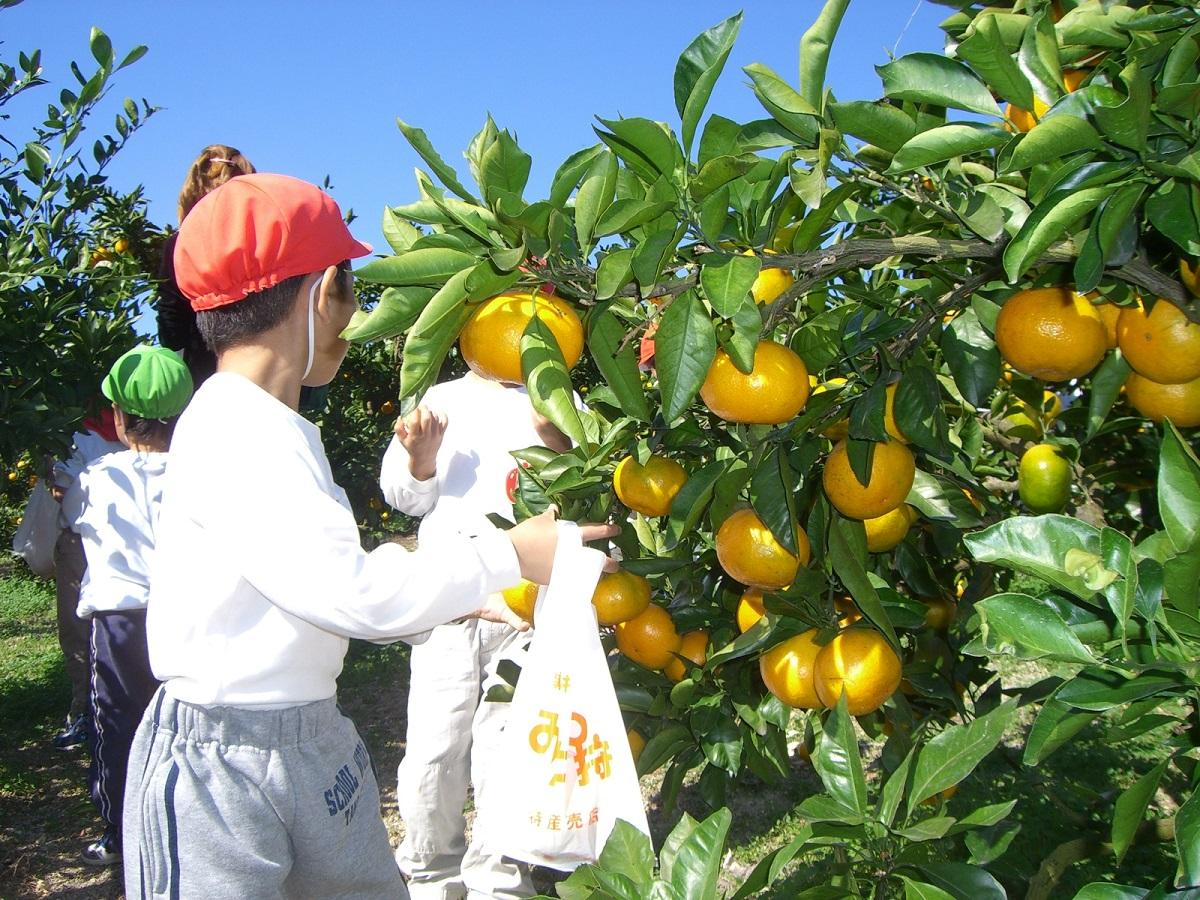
[11,479,59,577]
[488,521,649,870]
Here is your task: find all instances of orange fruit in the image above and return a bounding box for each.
[665,630,709,682]
[1181,259,1200,298]
[835,596,862,625]
[613,455,688,517]
[863,504,916,553]
[736,588,766,633]
[1125,373,1200,427]
[994,286,1107,382]
[459,290,584,383]
[1018,443,1072,513]
[1116,298,1200,385]
[743,249,795,305]
[1093,298,1122,349]
[921,784,959,806]
[822,439,916,520]
[616,605,681,670]
[759,630,824,709]
[813,628,903,716]
[592,570,652,626]
[923,597,956,631]
[627,729,646,764]
[812,377,850,439]
[700,341,810,425]
[502,580,539,623]
[883,383,908,443]
[1004,69,1086,132]
[715,507,810,590]
[113,237,130,254]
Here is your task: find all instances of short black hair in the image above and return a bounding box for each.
[122,412,178,447]
[194,261,353,355]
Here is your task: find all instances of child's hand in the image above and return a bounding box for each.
[507,507,620,585]
[469,593,531,632]
[395,406,446,481]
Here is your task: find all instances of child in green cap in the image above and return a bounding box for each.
[60,344,193,866]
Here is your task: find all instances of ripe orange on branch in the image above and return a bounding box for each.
[736,588,766,633]
[759,630,824,709]
[743,249,795,305]
[459,290,583,384]
[994,286,1107,382]
[700,340,810,425]
[813,628,903,716]
[1125,373,1200,427]
[823,439,916,520]
[616,604,681,670]
[665,630,709,682]
[716,507,810,590]
[863,504,917,553]
[1116,298,1200,385]
[591,570,652,626]
[613,454,688,517]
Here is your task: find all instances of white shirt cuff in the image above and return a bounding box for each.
[473,528,521,592]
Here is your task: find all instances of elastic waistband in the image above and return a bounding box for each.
[145,686,341,749]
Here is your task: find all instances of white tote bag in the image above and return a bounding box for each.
[11,480,59,578]
[489,521,650,870]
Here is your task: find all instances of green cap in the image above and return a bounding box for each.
[101,345,194,420]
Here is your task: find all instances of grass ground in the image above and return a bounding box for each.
[0,562,1182,899]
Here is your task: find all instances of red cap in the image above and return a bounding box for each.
[173,173,372,311]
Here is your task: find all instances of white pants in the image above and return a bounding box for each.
[397,619,533,900]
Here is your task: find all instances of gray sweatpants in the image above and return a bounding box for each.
[123,687,407,899]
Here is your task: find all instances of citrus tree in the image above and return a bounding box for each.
[350,0,1200,894]
[0,18,160,478]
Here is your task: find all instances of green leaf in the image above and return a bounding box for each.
[876,53,1000,117]
[1018,11,1061,104]
[1160,423,1200,552]
[700,253,759,318]
[1005,115,1102,173]
[888,124,1010,173]
[1176,790,1200,888]
[549,144,605,208]
[878,748,917,828]
[894,366,949,456]
[908,700,1017,811]
[1084,351,1131,441]
[743,63,819,144]
[1055,669,1184,712]
[381,207,422,253]
[674,12,743,157]
[356,247,477,286]
[815,694,868,817]
[903,862,1005,900]
[587,309,651,423]
[690,153,759,201]
[667,807,731,900]
[341,286,434,343]
[23,142,49,182]
[1075,183,1144,294]
[789,182,859,253]
[956,14,1033,108]
[575,151,618,257]
[632,229,680,290]
[1112,760,1169,865]
[399,268,474,407]
[396,119,481,204]
[666,459,727,550]
[656,291,716,422]
[1023,698,1098,765]
[728,828,816,900]
[941,308,1001,408]
[598,819,656,889]
[968,593,1098,665]
[595,199,677,238]
[117,45,148,70]
[522,315,590,448]
[1002,186,1108,282]
[89,26,114,69]
[1072,885,1151,900]
[898,876,957,900]
[1147,179,1200,257]
[828,101,915,154]
[964,515,1103,600]
[799,0,850,111]
[595,117,682,183]
[595,248,635,301]
[906,471,984,527]
[636,724,693,776]
[750,446,798,555]
[480,131,532,206]
[951,800,1018,832]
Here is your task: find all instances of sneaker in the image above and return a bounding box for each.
[52,714,90,751]
[81,831,121,867]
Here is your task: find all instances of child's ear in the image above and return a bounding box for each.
[316,265,348,314]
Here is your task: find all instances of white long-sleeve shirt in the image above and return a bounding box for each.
[379,373,566,550]
[147,372,521,708]
[69,450,167,618]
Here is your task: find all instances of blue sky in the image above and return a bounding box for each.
[6,1,950,317]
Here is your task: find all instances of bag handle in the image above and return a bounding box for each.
[532,520,606,628]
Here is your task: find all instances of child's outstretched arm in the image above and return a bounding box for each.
[379,405,446,515]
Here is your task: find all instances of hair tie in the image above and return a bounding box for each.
[208,157,234,165]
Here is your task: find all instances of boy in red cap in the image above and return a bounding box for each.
[122,173,615,899]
